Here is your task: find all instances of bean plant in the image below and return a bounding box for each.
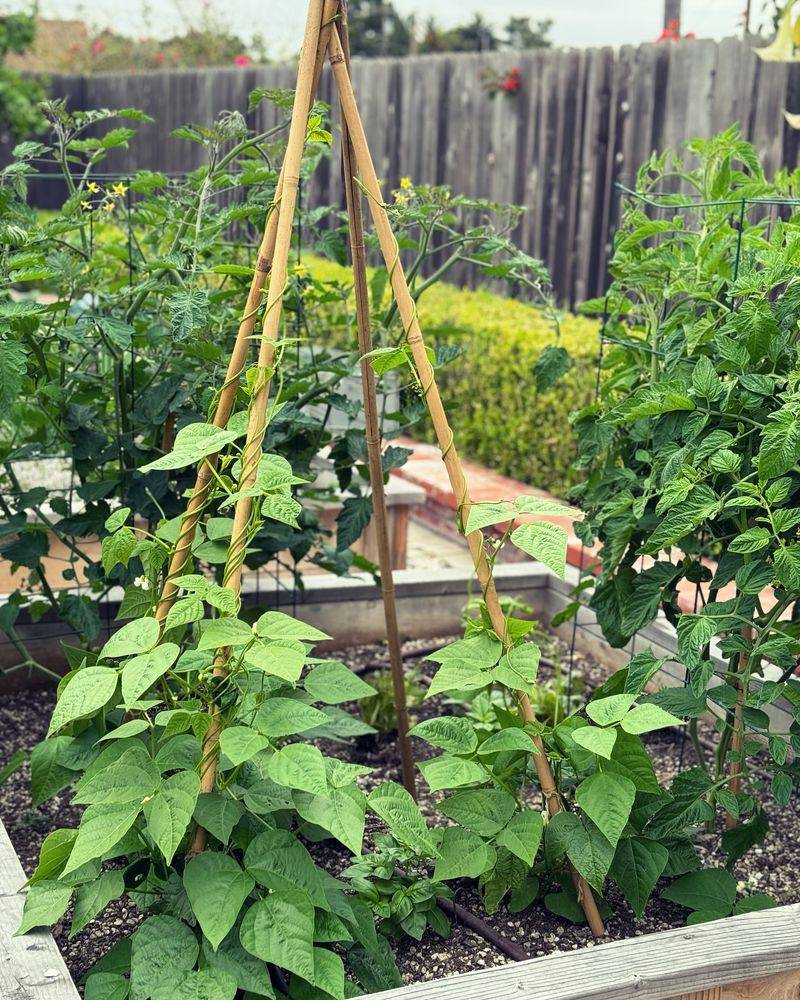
[395,498,773,925]
[570,127,800,853]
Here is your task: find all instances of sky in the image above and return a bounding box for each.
[21,0,752,55]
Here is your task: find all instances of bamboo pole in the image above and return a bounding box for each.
[328,26,605,937]
[189,0,327,855]
[337,1,417,799]
[155,0,339,627]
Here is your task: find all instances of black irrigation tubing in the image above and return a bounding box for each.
[437,896,529,962]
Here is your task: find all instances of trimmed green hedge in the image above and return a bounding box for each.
[309,258,600,497]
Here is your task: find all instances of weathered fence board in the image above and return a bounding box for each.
[11,37,800,304]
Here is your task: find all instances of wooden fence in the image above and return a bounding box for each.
[13,37,800,304]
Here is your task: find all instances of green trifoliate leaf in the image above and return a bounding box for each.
[28,828,77,884]
[465,501,515,534]
[70,869,125,937]
[193,793,244,846]
[253,610,330,643]
[476,727,537,755]
[624,649,666,695]
[121,643,179,705]
[417,754,485,793]
[98,718,150,742]
[409,716,478,755]
[586,693,636,726]
[73,757,160,805]
[144,770,200,864]
[572,725,617,759]
[609,837,669,918]
[218,726,270,767]
[254,698,330,739]
[16,880,72,935]
[141,421,240,472]
[546,811,614,892]
[433,827,496,880]
[63,800,142,875]
[367,781,438,856]
[152,969,237,1000]
[184,853,255,950]
[30,738,74,806]
[575,771,636,848]
[164,598,204,632]
[425,661,492,698]
[201,931,274,996]
[439,787,517,837]
[303,661,377,703]
[497,809,544,866]
[293,784,367,855]
[425,633,503,671]
[606,729,660,793]
[48,667,119,736]
[130,915,200,999]
[85,973,129,1000]
[244,829,329,906]
[101,617,160,659]
[239,891,315,980]
[105,507,132,532]
[661,867,737,913]
[620,703,683,734]
[511,520,568,577]
[268,743,328,797]
[102,528,137,573]
[243,641,306,684]
[493,642,541,694]
[196,617,254,652]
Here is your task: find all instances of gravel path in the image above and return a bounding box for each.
[0,635,797,990]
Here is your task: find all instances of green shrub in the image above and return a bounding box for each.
[310,257,600,496]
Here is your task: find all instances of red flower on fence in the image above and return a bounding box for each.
[658,19,696,42]
[502,67,522,93]
[234,54,251,67]
[480,65,523,98]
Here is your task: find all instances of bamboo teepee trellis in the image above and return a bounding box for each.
[153,0,604,935]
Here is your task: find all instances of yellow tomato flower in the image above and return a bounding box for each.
[400,176,412,190]
[87,181,100,193]
[81,200,92,211]
[112,182,128,196]
[294,263,309,278]
[101,200,115,212]
[394,192,409,206]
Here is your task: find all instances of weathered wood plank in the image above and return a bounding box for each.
[375,902,800,1000]
[19,38,800,306]
[0,819,80,999]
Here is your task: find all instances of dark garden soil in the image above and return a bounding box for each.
[1,635,798,993]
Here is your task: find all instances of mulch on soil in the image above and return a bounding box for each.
[1,635,798,991]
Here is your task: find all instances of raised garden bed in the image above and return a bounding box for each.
[2,626,799,998]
